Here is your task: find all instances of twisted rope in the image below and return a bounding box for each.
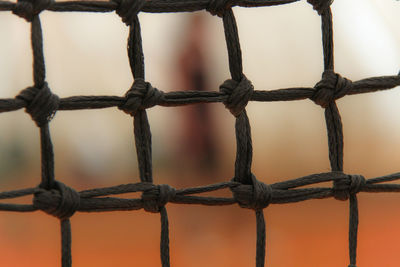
[0,0,399,266]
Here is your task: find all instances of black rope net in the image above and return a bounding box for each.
[0,0,399,266]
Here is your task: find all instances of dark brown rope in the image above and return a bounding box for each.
[2,172,400,211]
[1,0,399,266]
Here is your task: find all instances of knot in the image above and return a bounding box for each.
[118,78,164,116]
[207,0,235,17]
[311,70,352,108]
[141,184,176,213]
[307,0,334,15]
[349,175,366,195]
[12,0,52,22]
[113,0,146,26]
[219,75,254,117]
[230,174,272,211]
[16,82,59,127]
[33,181,80,220]
[333,174,366,201]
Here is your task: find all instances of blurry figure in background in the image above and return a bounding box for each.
[176,13,218,176]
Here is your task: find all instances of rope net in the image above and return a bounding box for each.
[0,0,399,266]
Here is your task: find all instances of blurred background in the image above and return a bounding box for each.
[0,0,400,266]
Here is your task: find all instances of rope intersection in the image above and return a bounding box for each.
[0,0,399,266]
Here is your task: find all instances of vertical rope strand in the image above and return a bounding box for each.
[348,194,359,267]
[40,125,56,189]
[31,16,46,88]
[324,102,343,172]
[61,219,72,267]
[127,15,170,266]
[32,15,56,190]
[320,6,344,191]
[128,17,153,183]
[134,108,152,183]
[222,9,265,267]
[319,6,359,267]
[128,17,145,81]
[222,9,252,185]
[160,206,170,267]
[321,9,334,71]
[223,9,243,81]
[256,210,266,267]
[32,13,71,267]
[235,111,253,184]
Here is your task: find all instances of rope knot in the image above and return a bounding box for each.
[113,0,146,26]
[12,0,52,22]
[311,70,352,108]
[119,78,164,116]
[219,75,253,117]
[16,82,59,127]
[206,0,235,17]
[333,174,366,201]
[307,0,334,15]
[33,181,80,220]
[230,174,272,211]
[141,184,176,213]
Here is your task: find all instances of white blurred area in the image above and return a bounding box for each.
[0,0,399,186]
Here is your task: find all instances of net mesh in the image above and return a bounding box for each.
[0,0,400,266]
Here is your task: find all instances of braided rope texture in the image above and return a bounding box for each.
[0,0,400,266]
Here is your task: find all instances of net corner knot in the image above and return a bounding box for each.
[311,70,352,108]
[33,181,80,220]
[16,82,59,127]
[333,174,366,201]
[12,0,53,22]
[307,0,334,15]
[219,75,253,117]
[230,174,272,211]
[112,0,145,26]
[141,184,176,213]
[119,78,164,116]
[206,0,236,17]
